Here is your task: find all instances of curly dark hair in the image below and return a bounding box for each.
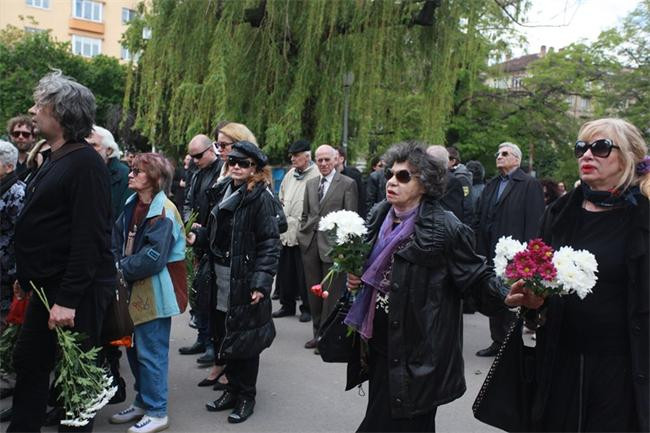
[382,140,446,200]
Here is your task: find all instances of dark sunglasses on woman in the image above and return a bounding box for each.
[575,138,620,158]
[384,168,417,184]
[227,158,255,169]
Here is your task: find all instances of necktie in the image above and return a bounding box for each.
[318,176,327,201]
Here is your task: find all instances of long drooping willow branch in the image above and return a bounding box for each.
[122,0,523,161]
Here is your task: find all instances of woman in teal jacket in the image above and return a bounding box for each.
[110,153,186,433]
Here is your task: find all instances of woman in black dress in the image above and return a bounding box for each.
[345,141,508,432]
[506,118,649,431]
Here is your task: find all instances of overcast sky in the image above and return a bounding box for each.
[512,0,641,56]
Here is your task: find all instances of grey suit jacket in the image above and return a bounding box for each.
[297,171,358,262]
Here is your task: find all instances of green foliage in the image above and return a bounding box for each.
[0,27,126,133]
[123,0,522,163]
[449,1,649,186]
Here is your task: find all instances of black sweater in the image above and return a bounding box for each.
[15,142,115,309]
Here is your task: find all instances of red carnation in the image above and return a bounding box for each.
[310,284,323,297]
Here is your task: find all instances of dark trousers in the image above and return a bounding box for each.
[489,308,516,345]
[358,347,437,432]
[277,245,310,314]
[214,310,258,400]
[301,237,345,337]
[8,284,112,433]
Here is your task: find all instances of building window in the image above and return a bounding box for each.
[121,46,141,62]
[122,8,137,24]
[26,0,50,8]
[73,0,102,22]
[72,35,101,58]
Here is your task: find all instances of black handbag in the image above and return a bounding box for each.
[317,292,355,363]
[472,316,536,432]
[101,267,134,344]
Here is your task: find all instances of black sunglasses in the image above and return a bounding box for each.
[494,150,510,158]
[227,158,255,169]
[11,130,32,139]
[215,141,233,149]
[190,147,212,160]
[574,138,620,158]
[384,168,417,184]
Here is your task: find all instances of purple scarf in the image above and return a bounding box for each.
[344,205,419,339]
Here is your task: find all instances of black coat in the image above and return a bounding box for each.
[365,170,386,218]
[440,171,464,222]
[346,198,507,418]
[532,187,649,431]
[474,167,545,263]
[195,179,280,360]
[183,158,224,224]
[342,165,366,216]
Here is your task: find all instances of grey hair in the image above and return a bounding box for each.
[426,145,450,166]
[0,140,19,168]
[383,141,446,199]
[498,142,522,163]
[33,71,96,142]
[93,125,121,159]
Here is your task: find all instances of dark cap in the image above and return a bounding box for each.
[229,141,268,168]
[288,139,310,154]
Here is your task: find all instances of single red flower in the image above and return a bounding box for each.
[515,257,537,278]
[505,262,520,280]
[322,291,329,299]
[310,284,323,297]
[538,262,557,281]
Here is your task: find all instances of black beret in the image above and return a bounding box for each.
[288,139,311,154]
[229,141,268,168]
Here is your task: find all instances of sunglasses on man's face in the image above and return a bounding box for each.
[495,150,510,158]
[190,147,211,160]
[384,168,417,184]
[227,158,255,169]
[574,138,620,158]
[11,130,32,139]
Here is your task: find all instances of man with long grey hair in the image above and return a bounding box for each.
[9,71,115,432]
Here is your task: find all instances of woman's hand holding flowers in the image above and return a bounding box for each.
[347,274,362,291]
[505,279,545,310]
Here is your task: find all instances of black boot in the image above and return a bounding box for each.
[228,399,255,423]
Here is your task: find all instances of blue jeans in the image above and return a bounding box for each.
[127,317,171,417]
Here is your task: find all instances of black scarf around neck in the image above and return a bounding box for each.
[581,182,642,208]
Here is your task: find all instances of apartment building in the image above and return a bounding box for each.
[0,0,140,61]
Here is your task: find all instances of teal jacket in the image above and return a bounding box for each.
[112,190,186,325]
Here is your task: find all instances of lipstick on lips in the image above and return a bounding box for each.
[581,164,595,173]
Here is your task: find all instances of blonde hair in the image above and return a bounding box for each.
[218,122,258,145]
[577,118,649,197]
[247,165,272,191]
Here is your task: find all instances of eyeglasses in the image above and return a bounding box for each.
[131,167,144,175]
[495,151,510,158]
[215,141,233,149]
[227,158,255,169]
[384,168,418,184]
[190,147,212,160]
[11,130,32,139]
[574,138,619,158]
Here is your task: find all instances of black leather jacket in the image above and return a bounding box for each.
[346,198,507,418]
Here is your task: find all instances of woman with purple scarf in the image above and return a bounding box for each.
[344,141,508,432]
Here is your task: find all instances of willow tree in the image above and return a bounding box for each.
[123,0,523,160]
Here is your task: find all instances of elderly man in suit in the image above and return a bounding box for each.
[298,144,358,350]
[473,141,545,356]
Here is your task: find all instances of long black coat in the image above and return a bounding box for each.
[532,187,649,431]
[474,167,545,263]
[195,179,280,360]
[346,198,507,418]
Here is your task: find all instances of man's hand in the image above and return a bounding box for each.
[186,232,196,246]
[48,304,76,330]
[13,280,25,300]
[505,280,544,310]
[250,291,264,305]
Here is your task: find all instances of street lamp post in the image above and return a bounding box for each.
[342,72,355,152]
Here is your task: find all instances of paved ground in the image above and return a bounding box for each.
[1,301,527,432]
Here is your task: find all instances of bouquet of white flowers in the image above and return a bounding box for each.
[31,283,117,427]
[310,210,369,299]
[494,236,598,299]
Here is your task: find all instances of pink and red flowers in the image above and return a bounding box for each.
[504,239,556,282]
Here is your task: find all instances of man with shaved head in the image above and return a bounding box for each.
[426,145,465,221]
[298,144,358,351]
[179,134,223,363]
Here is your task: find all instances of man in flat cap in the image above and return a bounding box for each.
[272,140,319,322]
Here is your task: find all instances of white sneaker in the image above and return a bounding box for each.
[127,415,169,433]
[109,405,146,424]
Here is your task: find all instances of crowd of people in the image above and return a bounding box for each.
[0,70,648,433]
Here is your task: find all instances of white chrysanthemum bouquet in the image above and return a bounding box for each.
[494,236,598,300]
[31,283,117,427]
[310,210,369,299]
